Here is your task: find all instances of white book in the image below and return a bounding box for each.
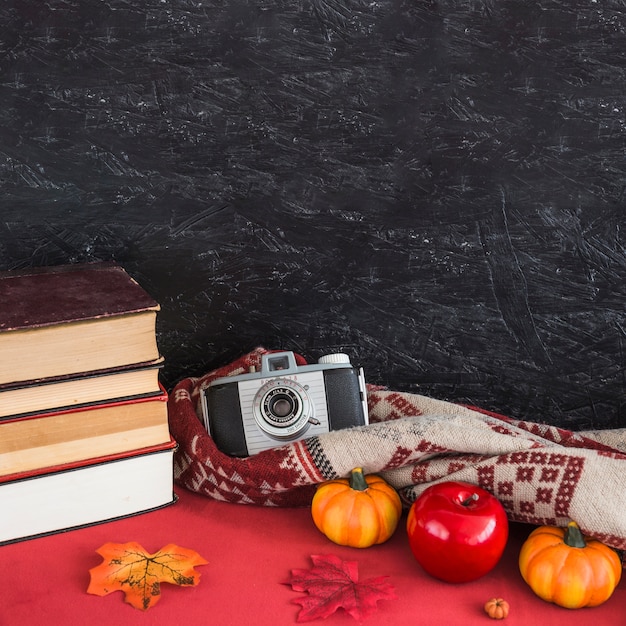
[0,439,177,545]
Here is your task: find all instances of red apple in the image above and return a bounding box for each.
[406,481,508,583]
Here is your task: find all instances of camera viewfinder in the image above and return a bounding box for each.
[267,355,290,371]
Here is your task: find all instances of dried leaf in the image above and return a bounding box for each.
[285,554,396,622]
[87,541,208,610]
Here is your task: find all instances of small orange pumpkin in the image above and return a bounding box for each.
[311,467,402,548]
[519,521,622,609]
[484,598,509,619]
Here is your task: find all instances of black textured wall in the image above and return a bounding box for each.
[2,1,625,430]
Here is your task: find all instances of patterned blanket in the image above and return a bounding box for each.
[168,348,626,551]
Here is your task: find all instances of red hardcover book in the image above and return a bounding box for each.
[0,386,171,477]
[0,437,177,545]
[0,262,161,385]
[0,357,165,419]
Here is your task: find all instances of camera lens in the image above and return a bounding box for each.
[263,388,300,425]
[252,378,314,442]
[269,396,293,419]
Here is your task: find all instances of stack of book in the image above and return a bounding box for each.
[0,262,176,544]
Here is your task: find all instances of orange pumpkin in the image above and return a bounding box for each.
[311,467,402,548]
[484,598,509,619]
[518,521,622,609]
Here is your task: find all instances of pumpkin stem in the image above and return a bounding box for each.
[461,493,479,507]
[349,467,369,491]
[564,521,586,548]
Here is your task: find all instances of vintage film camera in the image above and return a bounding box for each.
[200,351,369,457]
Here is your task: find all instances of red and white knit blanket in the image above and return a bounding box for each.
[168,348,626,551]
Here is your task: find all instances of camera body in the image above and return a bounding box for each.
[201,351,369,456]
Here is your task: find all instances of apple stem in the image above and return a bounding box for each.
[461,493,479,507]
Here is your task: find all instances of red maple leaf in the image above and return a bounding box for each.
[285,554,396,622]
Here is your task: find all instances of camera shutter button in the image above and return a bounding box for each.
[318,353,350,364]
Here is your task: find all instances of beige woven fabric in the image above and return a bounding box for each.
[169,348,626,551]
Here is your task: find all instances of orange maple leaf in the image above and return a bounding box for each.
[87,541,208,610]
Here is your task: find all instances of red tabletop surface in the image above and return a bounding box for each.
[1,487,624,625]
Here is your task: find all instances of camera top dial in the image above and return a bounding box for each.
[317,353,350,364]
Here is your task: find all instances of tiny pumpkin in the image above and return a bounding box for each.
[311,467,402,548]
[519,521,622,609]
[484,598,509,619]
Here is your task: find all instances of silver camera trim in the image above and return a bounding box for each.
[238,370,330,454]
[252,377,312,438]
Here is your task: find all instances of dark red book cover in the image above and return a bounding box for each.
[0,436,177,485]
[0,356,164,392]
[0,261,160,331]
[0,382,168,424]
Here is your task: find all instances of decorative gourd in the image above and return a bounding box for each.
[484,598,509,619]
[311,467,402,548]
[519,521,622,609]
